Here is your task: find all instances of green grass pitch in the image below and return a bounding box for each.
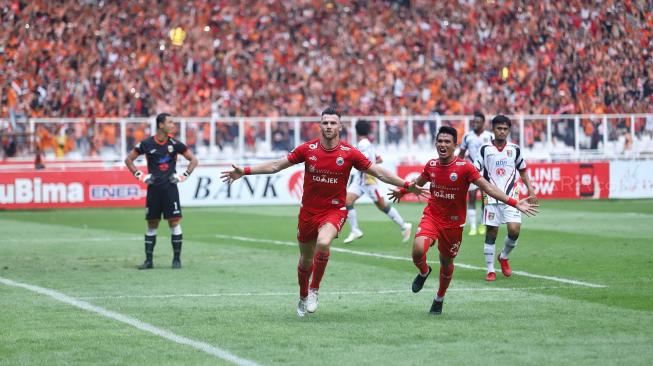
[1,200,652,365]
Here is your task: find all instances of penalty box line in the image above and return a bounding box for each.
[214,234,607,289]
[0,276,262,366]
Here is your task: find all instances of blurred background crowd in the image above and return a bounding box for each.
[1,0,652,159]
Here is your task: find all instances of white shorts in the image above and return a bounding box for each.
[483,203,521,226]
[348,182,382,203]
[468,183,478,192]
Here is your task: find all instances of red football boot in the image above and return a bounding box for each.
[485,272,496,281]
[498,255,512,277]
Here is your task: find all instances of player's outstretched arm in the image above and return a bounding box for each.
[220,157,293,184]
[474,177,539,216]
[387,174,429,203]
[365,163,427,195]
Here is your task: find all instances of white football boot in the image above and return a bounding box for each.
[401,223,413,243]
[343,229,363,244]
[306,288,319,313]
[297,297,308,317]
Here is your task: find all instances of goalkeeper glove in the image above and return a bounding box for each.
[169,171,190,184]
[134,170,154,184]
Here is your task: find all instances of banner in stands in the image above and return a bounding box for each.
[0,169,145,209]
[609,161,653,198]
[396,162,610,200]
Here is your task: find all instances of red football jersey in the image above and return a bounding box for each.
[420,157,481,228]
[287,138,372,213]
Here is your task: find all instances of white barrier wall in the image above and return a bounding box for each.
[609,161,653,199]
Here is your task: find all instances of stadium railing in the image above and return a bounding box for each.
[1,114,652,166]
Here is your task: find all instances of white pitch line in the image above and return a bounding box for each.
[214,234,607,288]
[0,277,261,366]
[78,286,571,300]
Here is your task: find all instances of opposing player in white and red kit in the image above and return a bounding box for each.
[221,107,424,317]
[389,126,538,315]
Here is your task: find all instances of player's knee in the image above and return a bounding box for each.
[380,205,391,214]
[147,220,160,229]
[170,224,182,235]
[507,232,519,241]
[484,234,496,244]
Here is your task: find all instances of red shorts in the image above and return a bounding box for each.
[297,208,348,243]
[416,213,463,258]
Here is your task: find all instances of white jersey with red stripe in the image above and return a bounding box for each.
[475,142,526,204]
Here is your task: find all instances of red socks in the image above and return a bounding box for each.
[309,251,330,290]
[437,263,455,298]
[297,264,312,298]
[412,239,431,275]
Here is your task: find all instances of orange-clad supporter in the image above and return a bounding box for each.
[0,0,650,125]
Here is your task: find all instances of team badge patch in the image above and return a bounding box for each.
[309,143,318,149]
[336,157,344,166]
[488,212,495,221]
[507,150,513,157]
[168,145,173,153]
[429,160,436,167]
[496,168,506,176]
[449,172,458,181]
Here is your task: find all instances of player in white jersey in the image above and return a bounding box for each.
[458,111,494,236]
[475,115,537,281]
[343,120,412,244]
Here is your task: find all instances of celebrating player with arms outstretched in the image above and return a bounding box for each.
[125,113,198,270]
[221,107,425,317]
[389,126,538,315]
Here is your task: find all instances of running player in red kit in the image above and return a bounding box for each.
[221,107,425,317]
[389,126,538,315]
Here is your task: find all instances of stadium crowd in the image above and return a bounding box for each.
[1,0,652,157]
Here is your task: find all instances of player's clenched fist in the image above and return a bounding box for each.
[134,170,154,184]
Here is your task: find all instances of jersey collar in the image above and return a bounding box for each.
[319,140,340,152]
[154,135,169,145]
[492,141,507,152]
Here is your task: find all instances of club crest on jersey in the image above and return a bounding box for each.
[449,172,458,181]
[168,145,173,153]
[507,150,513,157]
[496,167,506,176]
[309,143,318,149]
[336,157,344,166]
[429,160,436,167]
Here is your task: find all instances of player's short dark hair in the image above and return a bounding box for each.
[436,126,458,144]
[491,114,512,128]
[156,113,171,129]
[473,111,485,121]
[355,120,371,136]
[321,106,341,118]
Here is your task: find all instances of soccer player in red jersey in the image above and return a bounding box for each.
[389,126,538,315]
[221,107,424,317]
